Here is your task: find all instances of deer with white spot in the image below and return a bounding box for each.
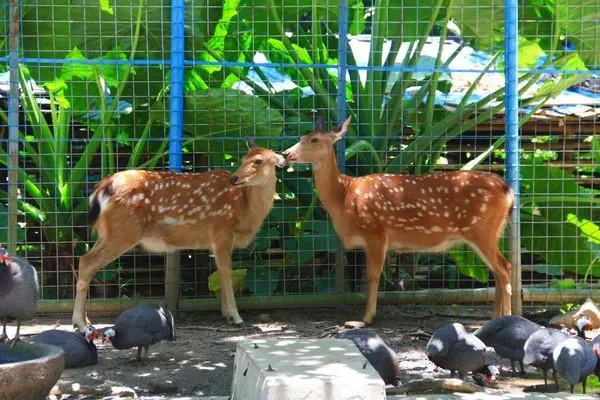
[283,117,514,325]
[72,138,286,330]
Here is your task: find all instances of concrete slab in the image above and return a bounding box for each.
[230,338,387,400]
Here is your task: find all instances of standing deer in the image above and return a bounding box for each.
[283,117,514,325]
[72,138,286,330]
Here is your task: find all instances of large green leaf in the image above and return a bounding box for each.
[556,0,600,68]
[159,88,284,152]
[15,0,221,100]
[0,204,26,244]
[520,156,599,277]
[245,264,280,296]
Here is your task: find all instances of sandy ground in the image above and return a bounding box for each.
[7,304,599,399]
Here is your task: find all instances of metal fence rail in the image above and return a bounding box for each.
[1,0,599,317]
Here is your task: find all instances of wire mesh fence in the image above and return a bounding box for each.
[1,0,599,317]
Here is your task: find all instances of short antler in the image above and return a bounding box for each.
[246,136,258,149]
[315,116,324,132]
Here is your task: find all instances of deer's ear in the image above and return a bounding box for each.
[246,136,258,150]
[333,116,352,142]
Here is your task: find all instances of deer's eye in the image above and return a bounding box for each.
[253,159,263,165]
[311,137,320,143]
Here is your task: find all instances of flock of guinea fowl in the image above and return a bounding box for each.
[1,247,600,395]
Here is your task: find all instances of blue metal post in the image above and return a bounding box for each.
[169,0,185,172]
[335,0,349,294]
[165,0,186,312]
[504,0,522,315]
[7,0,20,255]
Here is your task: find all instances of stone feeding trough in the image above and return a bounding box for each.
[0,342,65,400]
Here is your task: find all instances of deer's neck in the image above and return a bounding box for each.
[313,151,347,216]
[238,178,277,231]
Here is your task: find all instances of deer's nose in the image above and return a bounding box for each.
[229,175,239,185]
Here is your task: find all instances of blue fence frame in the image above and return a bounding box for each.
[4,1,524,312]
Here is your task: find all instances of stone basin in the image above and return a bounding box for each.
[0,342,65,400]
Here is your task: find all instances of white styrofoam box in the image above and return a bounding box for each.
[230,338,387,400]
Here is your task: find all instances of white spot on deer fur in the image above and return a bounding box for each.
[462,227,471,232]
[201,195,209,203]
[193,187,203,195]
[465,199,470,204]
[151,205,156,212]
[457,213,462,219]
[417,212,423,217]
[437,198,442,204]
[161,216,186,225]
[431,226,442,232]
[394,224,404,228]
[428,187,433,193]
[470,192,476,198]
[454,187,459,193]
[480,204,487,213]
[145,198,151,205]
[471,216,478,225]
[429,199,436,204]
[355,188,361,195]
[443,212,449,217]
[405,226,414,230]
[421,189,426,194]
[144,181,149,187]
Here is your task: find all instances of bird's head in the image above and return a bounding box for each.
[473,364,500,387]
[0,247,12,266]
[102,327,116,344]
[84,326,96,343]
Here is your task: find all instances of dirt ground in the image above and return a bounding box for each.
[13,304,599,399]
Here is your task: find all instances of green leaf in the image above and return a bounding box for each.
[208,268,247,297]
[556,0,600,68]
[162,88,284,153]
[96,48,133,88]
[534,264,563,277]
[245,265,279,296]
[60,47,94,80]
[450,245,490,283]
[100,0,114,15]
[567,214,600,245]
[533,54,589,98]
[518,37,545,69]
[253,226,280,252]
[520,157,598,277]
[0,204,26,244]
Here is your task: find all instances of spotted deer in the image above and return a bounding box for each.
[72,138,286,330]
[283,117,514,325]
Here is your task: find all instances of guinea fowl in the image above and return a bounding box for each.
[334,329,400,386]
[102,304,175,362]
[32,326,98,369]
[552,336,597,394]
[523,327,568,390]
[0,249,39,347]
[474,315,540,376]
[426,322,495,384]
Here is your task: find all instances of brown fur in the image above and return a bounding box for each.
[72,145,286,329]
[283,117,513,324]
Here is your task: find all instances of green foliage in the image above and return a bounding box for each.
[245,265,280,296]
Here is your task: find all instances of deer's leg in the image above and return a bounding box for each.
[212,236,243,326]
[73,222,139,331]
[468,238,512,317]
[362,242,387,325]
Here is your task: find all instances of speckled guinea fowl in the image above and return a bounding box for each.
[32,326,98,369]
[426,322,489,379]
[474,315,540,375]
[0,250,39,347]
[334,328,399,386]
[523,327,568,390]
[102,304,175,361]
[553,336,597,394]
